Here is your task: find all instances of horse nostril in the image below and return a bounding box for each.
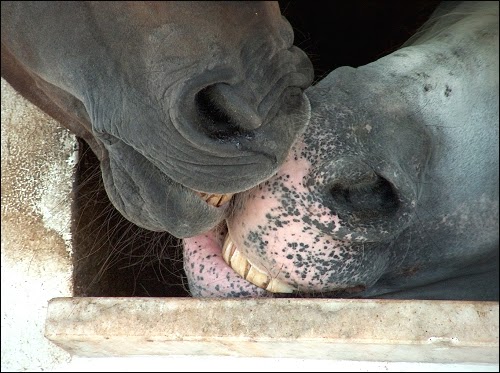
[195,83,261,140]
[330,173,399,217]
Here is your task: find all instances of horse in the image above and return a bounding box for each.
[1,1,313,238]
[184,1,499,300]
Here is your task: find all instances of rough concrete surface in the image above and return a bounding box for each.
[46,297,499,364]
[1,78,76,371]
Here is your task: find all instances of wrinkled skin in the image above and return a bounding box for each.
[184,1,499,300]
[1,1,313,237]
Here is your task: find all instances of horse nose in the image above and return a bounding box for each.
[320,159,416,240]
[329,168,399,217]
[195,83,262,139]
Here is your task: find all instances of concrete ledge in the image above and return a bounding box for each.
[45,297,499,364]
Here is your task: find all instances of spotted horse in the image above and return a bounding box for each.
[184,1,499,300]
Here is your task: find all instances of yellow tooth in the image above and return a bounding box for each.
[197,192,234,207]
[222,236,235,264]
[222,235,295,293]
[245,266,271,289]
[266,278,296,293]
[228,249,251,279]
[216,193,234,206]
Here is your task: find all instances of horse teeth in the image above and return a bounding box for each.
[197,192,234,207]
[222,234,295,293]
[245,265,271,289]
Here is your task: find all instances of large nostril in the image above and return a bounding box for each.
[195,83,261,140]
[330,173,400,218]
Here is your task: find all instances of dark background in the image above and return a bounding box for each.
[73,1,441,297]
[279,0,440,81]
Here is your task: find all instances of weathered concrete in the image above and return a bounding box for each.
[1,78,76,371]
[46,297,499,364]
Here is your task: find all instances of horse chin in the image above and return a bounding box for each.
[182,222,374,297]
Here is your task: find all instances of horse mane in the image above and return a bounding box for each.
[402,1,499,47]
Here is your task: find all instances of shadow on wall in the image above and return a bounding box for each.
[73,1,441,297]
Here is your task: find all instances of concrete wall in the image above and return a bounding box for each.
[1,78,76,371]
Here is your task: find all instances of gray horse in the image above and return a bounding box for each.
[1,1,313,238]
[184,1,499,300]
